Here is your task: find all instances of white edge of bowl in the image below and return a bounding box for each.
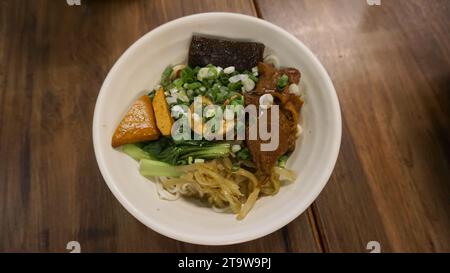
[92,12,342,246]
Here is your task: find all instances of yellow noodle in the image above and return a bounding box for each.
[237,187,260,220]
[162,159,295,219]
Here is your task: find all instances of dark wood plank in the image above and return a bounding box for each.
[256,0,450,252]
[0,0,320,252]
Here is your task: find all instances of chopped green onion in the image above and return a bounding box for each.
[193,66,201,75]
[173,78,184,89]
[277,74,289,90]
[207,66,218,79]
[161,66,173,88]
[198,66,218,81]
[277,154,289,168]
[236,148,251,161]
[181,66,195,83]
[247,73,258,83]
[228,81,243,91]
[186,82,202,90]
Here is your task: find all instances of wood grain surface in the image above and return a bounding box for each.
[256,0,450,252]
[0,0,448,252]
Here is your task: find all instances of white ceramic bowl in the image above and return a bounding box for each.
[93,12,341,245]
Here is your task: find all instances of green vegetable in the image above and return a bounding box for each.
[176,89,189,103]
[186,82,202,90]
[236,147,251,161]
[230,94,244,106]
[141,137,172,155]
[193,66,201,75]
[161,66,173,88]
[139,159,183,177]
[244,70,258,82]
[180,66,195,83]
[122,144,154,161]
[277,154,289,168]
[177,144,229,159]
[228,81,243,92]
[197,67,217,81]
[173,65,259,104]
[218,72,231,85]
[248,73,258,83]
[142,138,231,165]
[173,78,184,89]
[207,65,218,79]
[277,74,289,90]
[208,84,229,103]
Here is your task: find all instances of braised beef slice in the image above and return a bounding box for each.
[244,93,260,107]
[280,68,301,89]
[245,109,292,175]
[244,62,303,173]
[255,62,301,94]
[188,35,265,71]
[255,63,278,94]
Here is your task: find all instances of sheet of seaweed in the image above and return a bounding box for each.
[188,34,265,71]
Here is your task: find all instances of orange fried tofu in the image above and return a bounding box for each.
[152,87,174,136]
[111,95,160,148]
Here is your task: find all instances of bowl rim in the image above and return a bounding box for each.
[93,12,342,245]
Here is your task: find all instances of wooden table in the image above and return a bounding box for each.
[1,0,449,253]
